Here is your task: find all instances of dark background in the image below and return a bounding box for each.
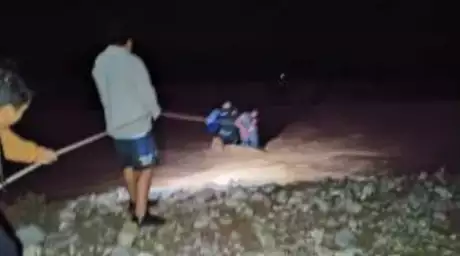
[0,0,458,192]
[1,0,458,88]
[1,0,459,157]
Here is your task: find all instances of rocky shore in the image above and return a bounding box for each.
[4,169,460,256]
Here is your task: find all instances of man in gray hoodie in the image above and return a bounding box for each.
[92,24,164,227]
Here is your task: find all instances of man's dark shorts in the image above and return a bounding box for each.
[113,132,158,171]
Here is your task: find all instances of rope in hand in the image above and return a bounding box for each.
[0,111,206,191]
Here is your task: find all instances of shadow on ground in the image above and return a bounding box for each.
[0,209,23,255]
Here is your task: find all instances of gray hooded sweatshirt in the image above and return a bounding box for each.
[92,45,161,139]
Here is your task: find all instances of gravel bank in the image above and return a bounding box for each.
[4,170,460,256]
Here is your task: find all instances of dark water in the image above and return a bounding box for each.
[0,58,459,202]
[1,35,458,182]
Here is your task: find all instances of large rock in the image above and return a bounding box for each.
[23,245,43,256]
[44,231,79,250]
[111,246,139,256]
[117,221,139,247]
[16,225,46,256]
[16,225,45,247]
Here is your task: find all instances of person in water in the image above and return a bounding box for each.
[206,101,240,147]
[235,109,259,148]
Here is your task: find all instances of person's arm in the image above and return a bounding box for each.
[235,114,249,138]
[0,128,42,163]
[248,118,258,132]
[91,60,108,109]
[133,57,162,120]
[234,114,245,130]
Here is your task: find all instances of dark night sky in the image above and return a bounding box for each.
[0,0,458,87]
[0,0,459,174]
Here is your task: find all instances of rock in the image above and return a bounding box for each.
[23,245,43,256]
[344,199,362,214]
[287,191,305,205]
[314,246,335,256]
[242,252,264,256]
[16,225,45,247]
[45,232,79,250]
[334,248,364,256]
[314,197,330,213]
[194,215,210,229]
[326,218,339,228]
[434,186,452,199]
[264,250,285,256]
[111,246,133,256]
[275,190,287,203]
[117,221,139,247]
[418,172,428,180]
[194,188,217,203]
[334,229,356,248]
[250,192,266,202]
[434,168,446,184]
[262,184,276,194]
[138,252,154,256]
[225,198,240,208]
[6,172,460,255]
[241,206,254,217]
[253,224,276,249]
[219,215,233,225]
[359,183,375,200]
[310,228,325,245]
[230,187,250,200]
[59,210,77,223]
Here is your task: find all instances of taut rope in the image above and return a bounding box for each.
[0,111,206,190]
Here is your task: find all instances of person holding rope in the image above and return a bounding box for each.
[92,23,165,227]
[0,68,58,255]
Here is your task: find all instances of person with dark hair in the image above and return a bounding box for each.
[0,68,57,256]
[92,25,165,227]
[206,101,240,148]
[107,22,132,46]
[0,69,57,165]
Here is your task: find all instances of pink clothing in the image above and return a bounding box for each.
[235,113,257,140]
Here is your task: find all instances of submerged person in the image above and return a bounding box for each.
[235,109,259,148]
[206,101,240,147]
[91,23,165,227]
[0,68,58,255]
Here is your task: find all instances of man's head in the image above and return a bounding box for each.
[221,101,232,110]
[0,69,33,128]
[250,109,258,118]
[107,22,133,51]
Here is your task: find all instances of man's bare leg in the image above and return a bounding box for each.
[211,136,224,152]
[135,169,152,219]
[134,168,166,226]
[123,167,140,205]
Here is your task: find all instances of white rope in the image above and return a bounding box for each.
[0,111,206,190]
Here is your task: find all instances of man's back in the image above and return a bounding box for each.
[92,45,161,139]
